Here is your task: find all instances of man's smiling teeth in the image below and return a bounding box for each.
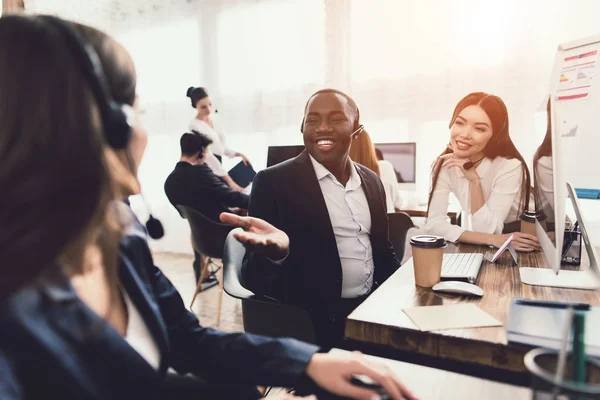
[317,139,334,145]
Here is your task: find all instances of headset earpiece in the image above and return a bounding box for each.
[104,103,134,149]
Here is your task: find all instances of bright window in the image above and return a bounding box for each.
[216,0,325,95]
[117,20,202,103]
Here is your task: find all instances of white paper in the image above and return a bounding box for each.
[402,304,502,332]
[556,49,597,101]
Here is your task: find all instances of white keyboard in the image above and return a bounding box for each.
[441,253,484,283]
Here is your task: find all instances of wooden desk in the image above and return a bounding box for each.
[330,348,531,400]
[344,243,600,385]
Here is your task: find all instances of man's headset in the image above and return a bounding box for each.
[44,16,164,239]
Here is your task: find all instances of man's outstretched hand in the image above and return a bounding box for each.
[220,213,289,261]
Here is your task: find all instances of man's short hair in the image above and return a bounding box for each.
[303,88,360,125]
[180,131,212,157]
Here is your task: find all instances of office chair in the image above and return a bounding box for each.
[387,212,415,263]
[223,230,316,343]
[177,205,233,326]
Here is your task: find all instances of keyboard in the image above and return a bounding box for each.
[441,253,484,284]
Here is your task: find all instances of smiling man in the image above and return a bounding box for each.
[223,89,400,349]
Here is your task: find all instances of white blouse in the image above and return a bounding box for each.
[425,157,523,242]
[535,156,554,215]
[188,117,236,158]
[123,289,160,371]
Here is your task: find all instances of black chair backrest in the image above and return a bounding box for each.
[387,212,415,262]
[177,205,233,259]
[222,231,316,343]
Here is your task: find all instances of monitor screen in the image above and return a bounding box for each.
[374,142,416,183]
[266,145,305,168]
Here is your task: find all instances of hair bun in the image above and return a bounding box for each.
[186,86,195,98]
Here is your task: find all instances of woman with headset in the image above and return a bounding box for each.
[187,86,250,192]
[426,92,540,252]
[0,15,415,400]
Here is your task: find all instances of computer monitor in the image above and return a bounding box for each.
[373,143,416,183]
[266,145,305,168]
[520,97,600,289]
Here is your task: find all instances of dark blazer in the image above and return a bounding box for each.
[241,151,400,340]
[0,206,317,400]
[164,162,249,222]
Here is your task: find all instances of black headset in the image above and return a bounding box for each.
[44,16,134,149]
[45,16,164,239]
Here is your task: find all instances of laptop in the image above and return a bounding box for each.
[441,253,484,284]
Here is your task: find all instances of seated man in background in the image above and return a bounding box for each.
[165,131,249,284]
[221,89,400,349]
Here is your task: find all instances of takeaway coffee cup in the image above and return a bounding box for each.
[410,235,447,287]
[521,210,546,236]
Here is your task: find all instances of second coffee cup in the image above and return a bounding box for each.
[410,235,447,287]
[521,210,546,236]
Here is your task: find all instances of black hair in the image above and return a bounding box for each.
[186,86,209,108]
[302,88,360,130]
[180,130,212,158]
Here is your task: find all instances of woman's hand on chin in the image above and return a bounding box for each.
[439,153,480,183]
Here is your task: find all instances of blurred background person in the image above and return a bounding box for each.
[186,86,250,192]
[349,129,402,213]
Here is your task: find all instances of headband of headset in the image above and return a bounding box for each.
[44,16,133,149]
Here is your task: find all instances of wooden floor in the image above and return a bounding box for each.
[153,252,243,332]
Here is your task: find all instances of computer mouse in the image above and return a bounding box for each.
[350,375,392,400]
[432,281,484,297]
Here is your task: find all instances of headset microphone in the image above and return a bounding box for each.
[139,193,164,239]
[350,124,364,138]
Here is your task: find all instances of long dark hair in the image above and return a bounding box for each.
[427,92,531,217]
[533,97,552,211]
[0,15,138,300]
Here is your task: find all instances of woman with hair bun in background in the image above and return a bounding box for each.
[186,86,250,192]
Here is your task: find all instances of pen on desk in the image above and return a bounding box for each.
[515,299,591,311]
[571,311,586,384]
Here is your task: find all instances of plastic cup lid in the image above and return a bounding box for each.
[409,235,446,249]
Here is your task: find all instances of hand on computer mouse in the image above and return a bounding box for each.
[305,352,418,400]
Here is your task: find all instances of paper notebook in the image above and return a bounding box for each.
[228,161,256,188]
[403,304,502,331]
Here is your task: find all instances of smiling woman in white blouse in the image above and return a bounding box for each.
[425,92,540,252]
[186,86,250,191]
